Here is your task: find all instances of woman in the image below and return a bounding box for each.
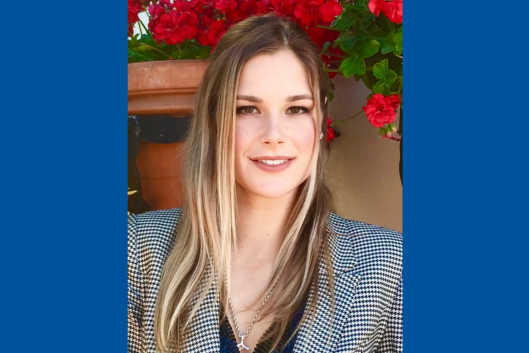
[128,13,402,353]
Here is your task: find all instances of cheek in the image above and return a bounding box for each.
[234,122,253,172]
[234,123,248,155]
[291,119,316,156]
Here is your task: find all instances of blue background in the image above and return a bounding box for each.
[0,1,527,352]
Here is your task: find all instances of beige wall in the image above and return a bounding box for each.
[327,75,402,233]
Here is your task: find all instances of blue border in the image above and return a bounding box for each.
[1,2,125,351]
[3,1,529,352]
[405,2,529,352]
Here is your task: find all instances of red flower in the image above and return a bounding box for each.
[128,0,144,37]
[226,0,270,25]
[294,0,325,26]
[387,94,400,110]
[306,25,327,47]
[294,0,342,27]
[383,0,402,24]
[150,8,199,45]
[271,0,294,16]
[319,1,343,24]
[198,19,227,48]
[368,0,402,24]
[188,0,207,13]
[155,12,183,45]
[148,3,166,22]
[178,12,199,40]
[362,94,397,128]
[326,117,336,142]
[214,0,238,13]
[368,0,385,16]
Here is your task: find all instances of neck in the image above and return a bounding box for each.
[233,185,297,263]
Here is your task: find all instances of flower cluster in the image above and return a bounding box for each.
[326,117,336,142]
[129,0,343,55]
[128,1,403,141]
[368,0,402,24]
[362,93,400,139]
[128,0,148,36]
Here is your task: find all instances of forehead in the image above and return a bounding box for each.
[237,50,312,98]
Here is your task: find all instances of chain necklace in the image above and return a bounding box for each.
[223,269,279,351]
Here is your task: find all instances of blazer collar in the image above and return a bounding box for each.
[181,213,359,352]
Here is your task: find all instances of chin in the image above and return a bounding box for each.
[241,182,300,200]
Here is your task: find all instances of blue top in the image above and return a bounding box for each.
[220,303,305,353]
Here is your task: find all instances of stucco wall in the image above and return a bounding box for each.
[327,75,402,233]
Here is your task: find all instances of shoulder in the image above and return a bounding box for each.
[326,212,402,275]
[128,207,183,234]
[325,213,403,352]
[128,208,183,264]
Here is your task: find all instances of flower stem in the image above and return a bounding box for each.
[138,16,152,40]
[323,68,342,73]
[328,54,347,58]
[315,25,341,31]
[330,110,364,126]
[140,43,171,58]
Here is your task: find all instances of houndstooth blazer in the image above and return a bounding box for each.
[128,208,402,353]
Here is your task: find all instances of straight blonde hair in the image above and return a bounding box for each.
[155,13,336,352]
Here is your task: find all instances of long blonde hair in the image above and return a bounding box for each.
[155,13,336,352]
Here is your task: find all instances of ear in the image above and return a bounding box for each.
[324,96,328,105]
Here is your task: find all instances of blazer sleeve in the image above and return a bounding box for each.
[377,275,403,353]
[128,212,143,353]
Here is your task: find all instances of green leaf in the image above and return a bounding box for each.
[320,41,331,54]
[381,44,393,55]
[361,71,376,90]
[353,19,369,37]
[334,13,357,31]
[361,40,380,58]
[339,36,360,56]
[389,76,403,95]
[339,55,366,77]
[393,28,403,53]
[373,81,390,95]
[380,30,396,54]
[328,90,335,102]
[373,59,397,86]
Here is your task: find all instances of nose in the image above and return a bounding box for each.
[261,114,285,145]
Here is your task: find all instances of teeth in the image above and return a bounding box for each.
[258,159,288,165]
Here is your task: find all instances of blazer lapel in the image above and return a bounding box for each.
[293,219,360,353]
[181,264,220,352]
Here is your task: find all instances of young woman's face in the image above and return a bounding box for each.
[234,50,318,200]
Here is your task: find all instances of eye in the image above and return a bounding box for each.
[288,106,310,115]
[236,105,259,115]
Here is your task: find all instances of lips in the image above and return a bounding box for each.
[250,156,295,172]
[250,156,295,161]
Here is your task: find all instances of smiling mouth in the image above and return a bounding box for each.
[250,157,295,166]
[256,159,290,165]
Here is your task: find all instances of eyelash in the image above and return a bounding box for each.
[235,105,310,115]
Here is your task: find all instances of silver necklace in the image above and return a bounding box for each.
[223,270,279,351]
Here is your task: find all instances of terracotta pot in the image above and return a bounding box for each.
[128,60,209,211]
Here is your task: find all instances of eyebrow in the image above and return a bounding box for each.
[236,94,313,103]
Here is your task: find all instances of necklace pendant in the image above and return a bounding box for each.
[236,334,250,351]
